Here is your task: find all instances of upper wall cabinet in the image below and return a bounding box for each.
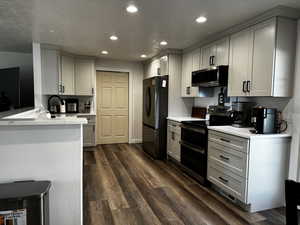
[191,48,201,72]
[228,17,296,97]
[181,51,199,97]
[201,37,229,69]
[41,48,60,95]
[41,49,95,96]
[61,55,75,95]
[144,58,160,78]
[75,58,95,96]
[159,56,169,76]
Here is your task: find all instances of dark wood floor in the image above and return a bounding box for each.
[83,144,287,225]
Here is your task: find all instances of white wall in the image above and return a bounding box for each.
[95,58,143,143]
[288,19,300,181]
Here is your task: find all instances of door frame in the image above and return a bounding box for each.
[95,67,134,144]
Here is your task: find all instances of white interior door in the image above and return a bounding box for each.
[96,71,129,144]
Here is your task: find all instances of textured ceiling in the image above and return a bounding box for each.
[0,0,300,60]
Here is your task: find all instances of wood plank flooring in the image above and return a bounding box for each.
[83,144,287,225]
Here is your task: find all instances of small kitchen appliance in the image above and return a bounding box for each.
[251,107,277,134]
[230,102,256,127]
[65,98,79,113]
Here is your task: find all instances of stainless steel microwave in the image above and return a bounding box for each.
[191,65,228,87]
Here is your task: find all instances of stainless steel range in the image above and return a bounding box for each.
[180,108,232,184]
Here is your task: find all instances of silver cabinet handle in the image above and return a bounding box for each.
[220,138,230,143]
[186,86,191,95]
[220,155,230,161]
[92,88,94,95]
[62,85,65,93]
[172,132,175,140]
[246,80,251,92]
[218,176,229,183]
[242,81,247,93]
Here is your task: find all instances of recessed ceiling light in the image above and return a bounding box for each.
[196,16,207,23]
[126,4,138,13]
[141,54,147,58]
[101,50,108,55]
[110,35,118,41]
[160,41,168,46]
[50,30,55,33]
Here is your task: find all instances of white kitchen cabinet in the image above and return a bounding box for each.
[207,129,290,212]
[181,52,198,97]
[144,59,160,78]
[41,48,60,95]
[75,58,95,96]
[201,44,213,69]
[228,17,296,97]
[167,120,181,162]
[191,48,201,72]
[215,37,230,66]
[201,37,229,69]
[159,56,169,75]
[228,28,253,97]
[78,115,96,147]
[61,55,75,95]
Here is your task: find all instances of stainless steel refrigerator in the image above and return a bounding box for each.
[143,75,168,159]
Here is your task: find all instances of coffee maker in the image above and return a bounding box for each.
[251,107,277,134]
[230,102,256,127]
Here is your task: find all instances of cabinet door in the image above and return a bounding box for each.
[228,29,253,96]
[215,37,230,66]
[75,58,95,96]
[191,48,201,72]
[150,59,160,76]
[201,45,212,69]
[41,49,59,95]
[181,52,198,97]
[159,56,169,75]
[61,55,75,95]
[250,20,275,96]
[83,124,96,147]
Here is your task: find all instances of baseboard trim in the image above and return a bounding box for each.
[129,139,142,144]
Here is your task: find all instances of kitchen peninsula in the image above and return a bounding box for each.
[0,111,87,225]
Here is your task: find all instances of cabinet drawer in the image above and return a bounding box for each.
[208,141,248,178]
[207,162,247,202]
[208,130,248,153]
[168,120,181,135]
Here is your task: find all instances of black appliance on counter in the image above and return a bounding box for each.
[65,98,79,113]
[251,107,277,134]
[230,101,256,127]
[192,65,228,87]
[180,110,232,185]
[48,95,64,114]
[142,76,168,159]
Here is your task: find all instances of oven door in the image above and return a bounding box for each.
[180,141,207,177]
[180,125,207,149]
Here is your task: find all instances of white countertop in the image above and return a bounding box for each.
[0,117,87,126]
[208,125,291,139]
[167,116,208,122]
[0,110,88,126]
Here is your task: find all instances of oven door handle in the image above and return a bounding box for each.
[179,141,205,154]
[180,125,206,134]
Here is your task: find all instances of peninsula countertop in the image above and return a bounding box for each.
[208,125,291,139]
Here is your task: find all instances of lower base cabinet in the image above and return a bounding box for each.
[78,115,96,147]
[207,130,291,212]
[167,120,181,162]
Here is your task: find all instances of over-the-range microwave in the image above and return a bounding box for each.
[192,65,228,87]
